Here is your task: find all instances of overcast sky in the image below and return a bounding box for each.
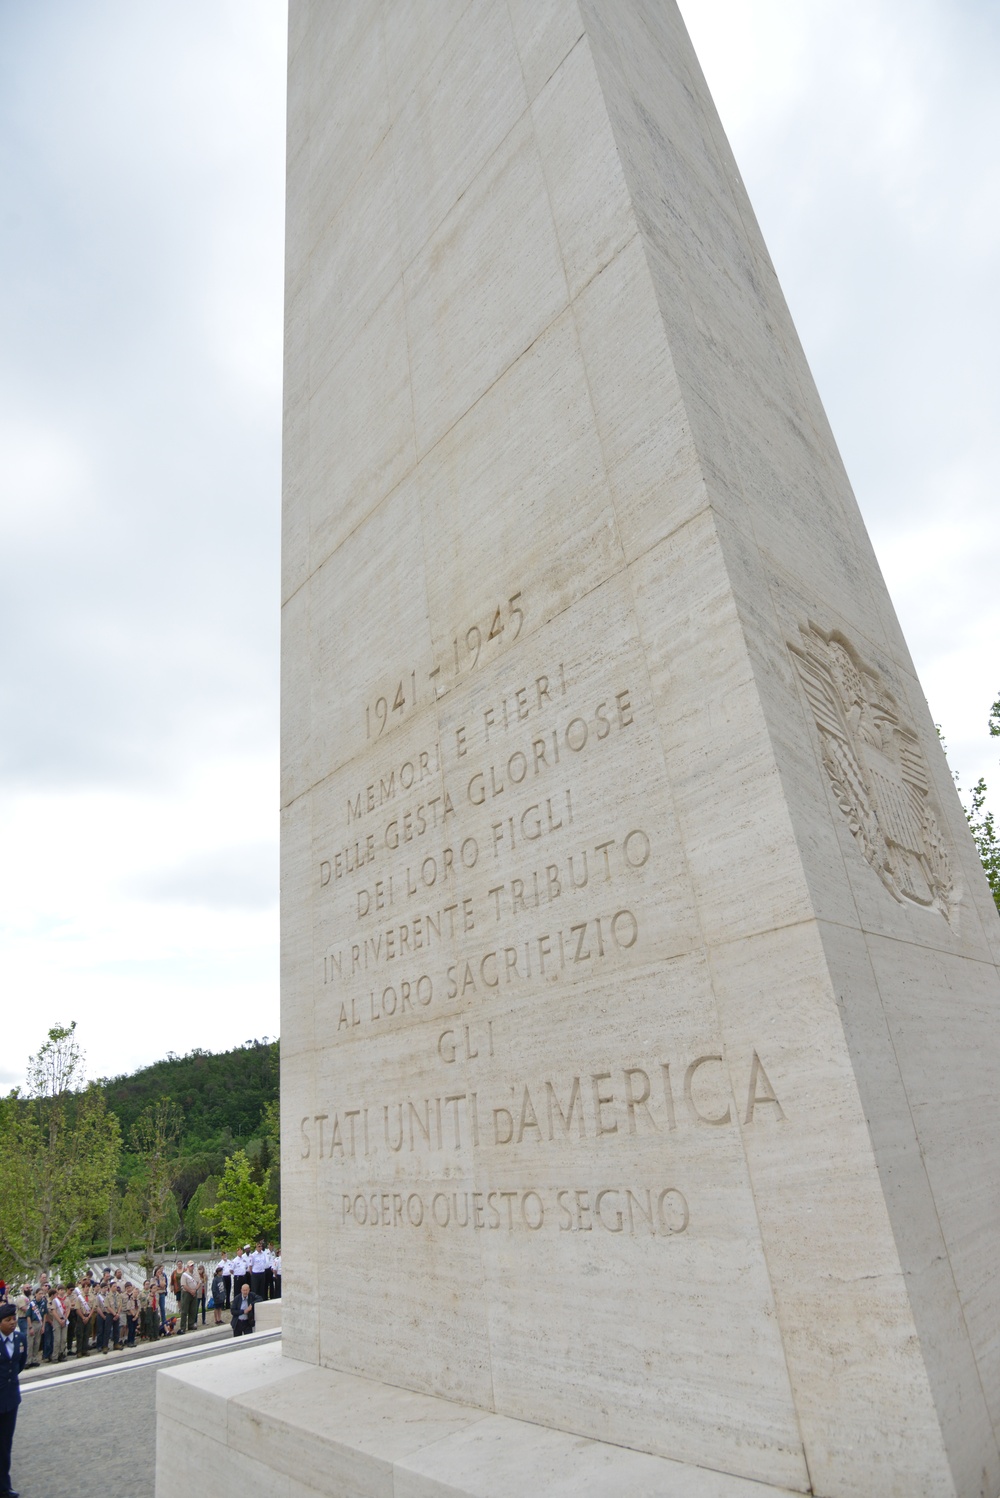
[1,0,997,1091]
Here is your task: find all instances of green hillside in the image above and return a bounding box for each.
[101,1037,280,1253]
[101,1037,278,1155]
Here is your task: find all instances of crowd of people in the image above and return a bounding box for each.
[0,1239,281,1361]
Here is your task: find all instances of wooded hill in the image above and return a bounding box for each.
[101,1037,278,1161]
[100,1037,280,1242]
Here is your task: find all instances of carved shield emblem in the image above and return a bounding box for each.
[789,623,957,922]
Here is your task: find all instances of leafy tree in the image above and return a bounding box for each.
[27,1021,84,1098]
[185,1175,220,1248]
[939,696,1000,912]
[0,1024,121,1280]
[259,1095,281,1214]
[260,1095,280,1149]
[172,1149,223,1212]
[204,1149,278,1249]
[249,1135,269,1187]
[120,1099,183,1274]
[965,693,1000,911]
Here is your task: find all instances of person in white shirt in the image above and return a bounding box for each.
[249,1242,269,1299]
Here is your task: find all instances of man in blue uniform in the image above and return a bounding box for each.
[0,1302,26,1497]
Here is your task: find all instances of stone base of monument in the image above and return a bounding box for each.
[252,1298,281,1333]
[154,1344,799,1498]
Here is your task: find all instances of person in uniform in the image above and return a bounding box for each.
[36,1274,53,1364]
[0,1301,26,1497]
[178,1262,199,1334]
[92,1273,111,1353]
[123,1283,140,1348]
[22,1291,43,1369]
[153,1265,168,1334]
[71,1279,93,1357]
[47,1285,68,1363]
[249,1241,269,1300]
[169,1261,184,1330]
[105,1278,124,1352]
[140,1281,159,1342]
[231,1248,249,1299]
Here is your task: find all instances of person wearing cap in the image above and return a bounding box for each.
[0,1301,26,1497]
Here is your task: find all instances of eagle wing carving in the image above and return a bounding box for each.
[789,625,892,887]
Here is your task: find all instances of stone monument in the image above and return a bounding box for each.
[156,3,1000,1495]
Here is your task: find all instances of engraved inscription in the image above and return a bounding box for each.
[363,596,528,739]
[334,1183,689,1237]
[365,671,419,740]
[320,644,656,1037]
[430,592,525,699]
[311,599,792,1268]
[298,1050,785,1162]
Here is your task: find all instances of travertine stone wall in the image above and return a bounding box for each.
[280,4,1000,1495]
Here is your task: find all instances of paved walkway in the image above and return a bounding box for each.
[14,1327,279,1498]
[20,1318,230,1387]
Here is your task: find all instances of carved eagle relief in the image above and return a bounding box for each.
[789,623,957,923]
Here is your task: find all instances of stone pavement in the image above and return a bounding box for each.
[13,1326,279,1498]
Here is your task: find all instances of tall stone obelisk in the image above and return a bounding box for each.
[156,4,1000,1496]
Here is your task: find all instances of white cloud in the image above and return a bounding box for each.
[0,0,287,1085]
[0,752,278,1084]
